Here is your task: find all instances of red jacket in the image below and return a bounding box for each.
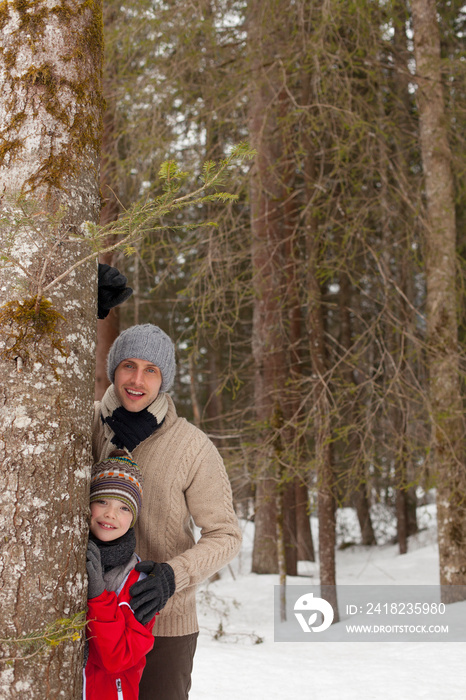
[84,568,155,700]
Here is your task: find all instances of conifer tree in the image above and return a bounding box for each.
[411,0,466,600]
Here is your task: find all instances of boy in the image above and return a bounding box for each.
[84,450,156,700]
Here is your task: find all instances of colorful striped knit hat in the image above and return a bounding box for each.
[90,450,143,528]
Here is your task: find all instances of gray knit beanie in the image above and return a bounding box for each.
[107,324,176,392]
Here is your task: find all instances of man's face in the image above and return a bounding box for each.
[114,358,163,412]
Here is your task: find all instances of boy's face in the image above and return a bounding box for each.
[90,498,133,542]
[114,357,163,412]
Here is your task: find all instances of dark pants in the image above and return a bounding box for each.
[139,633,199,700]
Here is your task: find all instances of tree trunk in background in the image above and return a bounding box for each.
[95,59,121,401]
[95,301,120,399]
[411,0,466,601]
[393,1,419,545]
[307,268,339,620]
[379,2,418,554]
[307,226,339,615]
[204,340,224,447]
[394,410,409,554]
[189,353,202,429]
[339,269,377,546]
[301,71,339,619]
[279,85,303,577]
[248,0,289,575]
[315,409,339,622]
[0,0,103,696]
[296,480,315,562]
[283,481,298,576]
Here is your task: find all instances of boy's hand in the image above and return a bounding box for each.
[86,541,106,599]
[130,561,176,624]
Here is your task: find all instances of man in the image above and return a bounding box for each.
[92,322,242,699]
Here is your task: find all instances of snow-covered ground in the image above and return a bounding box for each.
[191,505,466,699]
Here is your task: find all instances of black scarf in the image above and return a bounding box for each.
[103,406,163,452]
[89,527,136,573]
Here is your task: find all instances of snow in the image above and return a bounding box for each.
[191,505,466,699]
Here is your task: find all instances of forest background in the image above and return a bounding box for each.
[0,0,465,696]
[97,0,466,609]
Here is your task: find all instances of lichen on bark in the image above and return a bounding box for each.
[0,0,104,197]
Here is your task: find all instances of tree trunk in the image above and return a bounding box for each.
[301,78,339,620]
[411,0,466,601]
[306,205,339,619]
[248,0,289,575]
[277,478,287,621]
[95,301,120,400]
[252,477,278,573]
[94,60,121,401]
[396,486,409,555]
[0,1,103,696]
[390,3,418,552]
[296,480,315,562]
[283,480,298,576]
[204,339,225,448]
[188,353,202,429]
[339,269,377,546]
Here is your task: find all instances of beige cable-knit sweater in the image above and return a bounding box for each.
[92,392,242,637]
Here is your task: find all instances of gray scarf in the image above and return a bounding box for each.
[89,528,137,592]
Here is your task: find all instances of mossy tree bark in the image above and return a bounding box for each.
[0,0,103,696]
[411,0,466,601]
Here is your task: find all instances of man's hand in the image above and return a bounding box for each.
[98,263,133,319]
[130,561,176,624]
[86,541,106,599]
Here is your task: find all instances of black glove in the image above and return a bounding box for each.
[86,541,106,599]
[130,561,176,624]
[98,263,133,319]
